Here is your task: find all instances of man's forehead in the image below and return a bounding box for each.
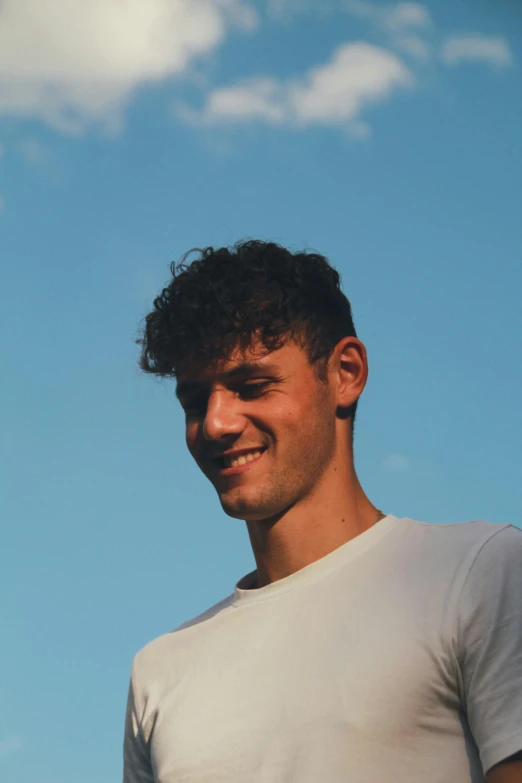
[177,351,280,385]
[174,340,305,394]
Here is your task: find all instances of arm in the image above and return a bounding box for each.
[456,525,522,778]
[123,680,155,783]
[487,752,522,783]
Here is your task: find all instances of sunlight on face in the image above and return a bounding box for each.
[177,340,338,522]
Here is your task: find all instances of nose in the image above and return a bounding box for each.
[202,389,245,442]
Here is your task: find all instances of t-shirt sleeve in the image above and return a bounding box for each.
[122,676,155,783]
[456,524,522,776]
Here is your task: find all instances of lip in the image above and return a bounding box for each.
[214,448,267,476]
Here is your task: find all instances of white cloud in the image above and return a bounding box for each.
[198,76,288,122]
[267,0,336,20]
[267,0,431,28]
[395,35,430,60]
[344,3,431,62]
[383,453,411,472]
[345,1,431,32]
[0,0,257,133]
[441,35,513,68]
[180,42,414,133]
[384,2,430,31]
[292,43,413,123]
[0,734,23,757]
[267,0,304,20]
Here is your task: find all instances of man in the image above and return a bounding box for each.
[124,240,522,782]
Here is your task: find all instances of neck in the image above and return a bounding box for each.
[245,455,381,589]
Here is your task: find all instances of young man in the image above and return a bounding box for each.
[124,240,522,783]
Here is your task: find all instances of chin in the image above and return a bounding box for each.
[219,491,288,523]
[219,502,248,520]
[219,496,261,520]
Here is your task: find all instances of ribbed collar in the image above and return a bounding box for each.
[233,514,399,606]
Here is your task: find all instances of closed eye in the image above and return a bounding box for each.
[180,380,276,417]
[180,394,207,416]
[238,381,272,399]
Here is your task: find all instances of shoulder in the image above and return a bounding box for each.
[131,591,236,696]
[397,517,519,564]
[451,525,522,773]
[455,522,522,606]
[384,518,520,608]
[399,516,516,541]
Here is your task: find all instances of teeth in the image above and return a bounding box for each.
[225,449,263,468]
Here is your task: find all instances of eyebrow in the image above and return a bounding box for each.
[175,361,281,399]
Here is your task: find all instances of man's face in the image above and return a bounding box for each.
[176,339,338,522]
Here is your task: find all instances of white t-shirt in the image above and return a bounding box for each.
[123,516,522,782]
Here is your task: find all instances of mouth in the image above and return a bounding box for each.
[214,447,267,476]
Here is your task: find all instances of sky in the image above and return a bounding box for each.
[1,0,521,780]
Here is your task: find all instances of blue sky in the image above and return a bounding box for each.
[1,1,521,780]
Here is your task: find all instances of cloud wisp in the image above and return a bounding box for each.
[0,0,257,133]
[383,453,412,473]
[0,734,23,758]
[345,2,432,63]
[441,35,513,68]
[344,1,431,33]
[178,42,414,135]
[395,35,430,60]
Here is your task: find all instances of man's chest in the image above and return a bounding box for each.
[148,594,470,782]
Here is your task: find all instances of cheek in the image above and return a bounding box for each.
[185,423,199,457]
[279,392,319,428]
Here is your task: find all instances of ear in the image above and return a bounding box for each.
[330,337,368,410]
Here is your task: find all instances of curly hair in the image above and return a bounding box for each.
[138,239,360,421]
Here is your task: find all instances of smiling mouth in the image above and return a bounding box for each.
[216,447,267,470]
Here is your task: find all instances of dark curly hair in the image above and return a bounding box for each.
[138,239,360,422]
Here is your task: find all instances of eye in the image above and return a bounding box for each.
[180,381,273,416]
[181,395,208,417]
[238,381,271,399]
